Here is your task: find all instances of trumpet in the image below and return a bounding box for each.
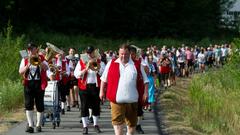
[29,55,41,66]
[49,63,67,77]
[87,49,101,71]
[87,59,100,71]
[49,64,58,75]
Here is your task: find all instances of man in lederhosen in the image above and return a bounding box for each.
[19,43,48,133]
[74,46,105,134]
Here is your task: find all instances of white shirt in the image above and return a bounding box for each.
[74,59,105,86]
[177,52,185,63]
[101,58,149,103]
[19,58,48,80]
[221,48,228,57]
[198,53,205,63]
[68,60,74,70]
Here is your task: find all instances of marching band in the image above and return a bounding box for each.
[19,42,232,134]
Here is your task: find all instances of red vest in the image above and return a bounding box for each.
[55,58,69,85]
[159,65,170,74]
[106,59,145,104]
[23,55,48,90]
[159,58,171,74]
[77,59,101,90]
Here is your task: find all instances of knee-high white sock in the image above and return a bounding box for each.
[93,115,99,126]
[137,116,142,125]
[82,117,88,128]
[61,102,65,109]
[89,109,92,118]
[66,95,70,106]
[26,110,34,127]
[36,112,43,127]
[168,79,171,86]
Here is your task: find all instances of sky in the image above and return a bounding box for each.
[229,0,240,11]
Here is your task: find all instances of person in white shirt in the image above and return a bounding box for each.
[74,46,105,134]
[221,44,228,65]
[197,49,206,73]
[99,44,149,135]
[19,43,48,133]
[47,53,70,114]
[129,46,149,134]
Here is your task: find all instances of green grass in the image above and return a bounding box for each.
[186,38,240,134]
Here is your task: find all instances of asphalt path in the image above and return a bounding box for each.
[3,102,160,135]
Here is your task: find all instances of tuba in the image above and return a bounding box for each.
[45,42,64,62]
[130,44,142,58]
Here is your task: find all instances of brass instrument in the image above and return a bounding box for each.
[87,59,100,71]
[130,45,142,58]
[83,49,101,71]
[45,42,64,62]
[19,47,42,66]
[130,45,142,53]
[29,55,41,66]
[49,64,58,75]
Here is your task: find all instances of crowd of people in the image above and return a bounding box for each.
[19,42,232,134]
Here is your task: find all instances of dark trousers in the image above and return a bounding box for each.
[79,84,100,117]
[24,80,45,112]
[137,103,144,116]
[58,80,70,102]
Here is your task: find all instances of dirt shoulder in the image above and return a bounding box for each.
[159,77,204,135]
[0,108,25,134]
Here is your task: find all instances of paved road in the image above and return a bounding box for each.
[3,103,161,135]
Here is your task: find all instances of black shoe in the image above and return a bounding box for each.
[61,109,65,115]
[136,125,144,134]
[76,102,79,108]
[94,125,102,133]
[36,126,42,132]
[88,117,93,123]
[46,113,50,118]
[72,101,76,107]
[82,127,88,134]
[25,126,34,133]
[80,119,82,123]
[67,106,71,111]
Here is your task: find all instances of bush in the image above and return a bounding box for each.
[0,23,25,115]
